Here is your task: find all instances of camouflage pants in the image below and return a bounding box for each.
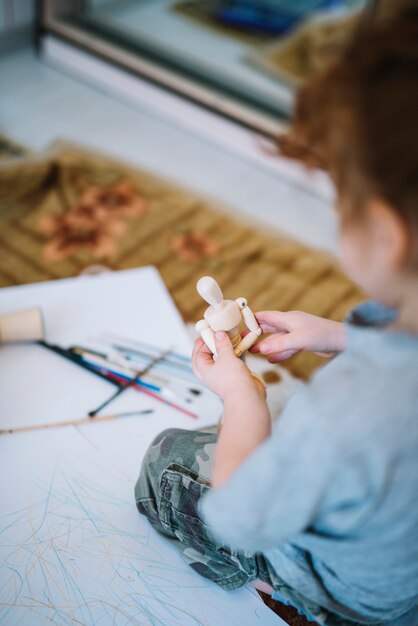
[135,428,357,626]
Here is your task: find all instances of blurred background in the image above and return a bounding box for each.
[3,0,382,258]
[3,0,372,131]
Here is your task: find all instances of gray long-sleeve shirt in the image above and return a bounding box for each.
[200,303,418,624]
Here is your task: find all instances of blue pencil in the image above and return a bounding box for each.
[80,355,194,405]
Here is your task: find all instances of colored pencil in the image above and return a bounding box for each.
[108,342,192,373]
[39,341,197,420]
[105,372,198,420]
[77,352,197,404]
[88,349,171,417]
[71,347,203,396]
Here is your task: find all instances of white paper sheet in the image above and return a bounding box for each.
[0,267,221,429]
[0,427,284,625]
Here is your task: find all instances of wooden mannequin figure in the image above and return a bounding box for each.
[195,276,266,394]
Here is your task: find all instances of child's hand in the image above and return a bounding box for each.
[192,332,257,401]
[251,310,346,362]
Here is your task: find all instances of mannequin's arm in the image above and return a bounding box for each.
[234,301,262,357]
[195,319,217,356]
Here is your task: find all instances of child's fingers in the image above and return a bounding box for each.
[195,341,214,363]
[314,350,338,359]
[255,311,290,332]
[258,324,281,334]
[191,339,203,376]
[250,332,275,353]
[192,338,213,377]
[249,340,263,354]
[250,330,287,352]
[213,331,234,358]
[267,349,299,363]
[251,324,289,342]
[192,338,205,362]
[257,331,303,356]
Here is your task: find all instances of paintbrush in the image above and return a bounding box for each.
[0,409,154,435]
[37,340,120,386]
[88,348,172,417]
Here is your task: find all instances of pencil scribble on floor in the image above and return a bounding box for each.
[0,428,282,625]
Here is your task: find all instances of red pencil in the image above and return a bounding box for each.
[106,372,198,420]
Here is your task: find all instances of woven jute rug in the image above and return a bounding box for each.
[0,139,364,384]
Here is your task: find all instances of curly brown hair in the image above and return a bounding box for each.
[279,2,418,227]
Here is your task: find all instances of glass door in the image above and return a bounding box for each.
[40,0,367,135]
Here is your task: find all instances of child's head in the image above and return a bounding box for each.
[280,4,418,308]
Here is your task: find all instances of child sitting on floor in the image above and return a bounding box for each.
[135,5,418,625]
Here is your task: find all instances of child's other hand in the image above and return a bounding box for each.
[192,332,256,400]
[251,310,346,362]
